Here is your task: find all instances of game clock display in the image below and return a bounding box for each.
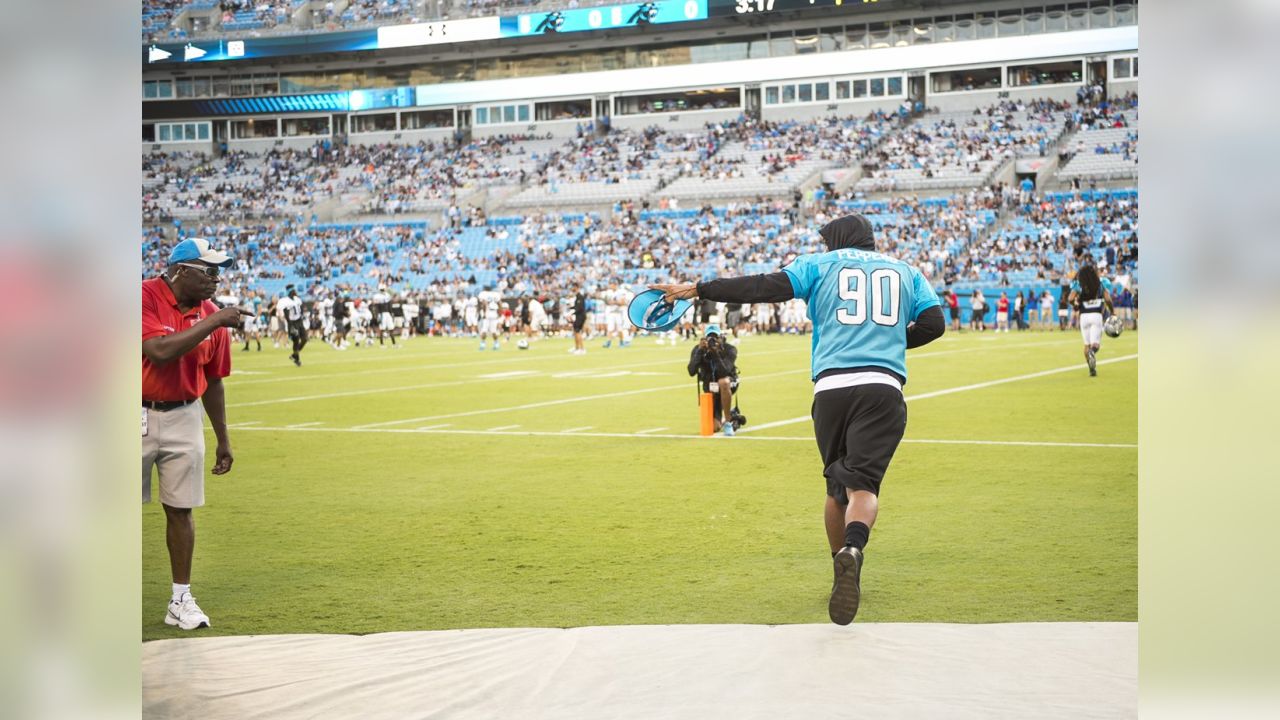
[722,0,889,15]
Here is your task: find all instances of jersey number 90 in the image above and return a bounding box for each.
[836,268,901,327]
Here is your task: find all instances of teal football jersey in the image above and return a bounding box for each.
[784,248,940,382]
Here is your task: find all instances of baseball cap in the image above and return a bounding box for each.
[627,289,692,333]
[169,238,232,268]
[704,324,721,337]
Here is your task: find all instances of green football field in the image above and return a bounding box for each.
[142,328,1137,641]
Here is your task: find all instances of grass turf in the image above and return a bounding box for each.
[143,328,1137,639]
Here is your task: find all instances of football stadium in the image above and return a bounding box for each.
[141,0,1138,716]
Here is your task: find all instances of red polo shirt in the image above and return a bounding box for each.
[142,277,231,402]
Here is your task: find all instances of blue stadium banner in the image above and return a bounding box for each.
[501,0,709,37]
[142,93,352,118]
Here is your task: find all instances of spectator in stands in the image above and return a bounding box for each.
[142,113,1137,318]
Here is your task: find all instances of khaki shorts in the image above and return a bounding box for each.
[142,400,205,508]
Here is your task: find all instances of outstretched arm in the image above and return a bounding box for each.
[652,272,795,305]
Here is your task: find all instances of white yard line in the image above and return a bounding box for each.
[486,424,521,431]
[228,338,1065,390]
[230,347,798,387]
[231,338,1109,413]
[230,374,536,409]
[634,427,669,435]
[224,425,1135,448]
[285,421,324,428]
[350,368,807,429]
[738,354,1138,434]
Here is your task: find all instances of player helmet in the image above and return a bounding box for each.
[627,289,693,332]
[1103,316,1123,338]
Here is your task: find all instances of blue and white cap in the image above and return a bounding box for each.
[168,238,233,268]
[627,289,693,332]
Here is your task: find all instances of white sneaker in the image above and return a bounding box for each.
[165,592,210,630]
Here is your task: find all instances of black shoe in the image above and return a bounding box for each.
[829,546,864,626]
[291,353,301,367]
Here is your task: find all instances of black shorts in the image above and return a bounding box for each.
[811,383,907,502]
[287,321,305,340]
[949,306,960,321]
[573,318,586,332]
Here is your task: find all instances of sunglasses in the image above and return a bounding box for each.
[177,262,221,278]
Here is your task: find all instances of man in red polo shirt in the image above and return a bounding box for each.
[142,238,250,630]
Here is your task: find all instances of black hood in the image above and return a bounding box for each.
[819,214,875,252]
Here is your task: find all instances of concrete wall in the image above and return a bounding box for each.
[348,128,456,146]
[226,136,326,153]
[762,98,904,123]
[472,117,588,139]
[927,84,1079,112]
[1109,79,1139,97]
[609,108,741,133]
[145,141,218,155]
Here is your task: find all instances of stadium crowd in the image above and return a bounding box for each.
[142,181,1137,349]
[143,98,1138,348]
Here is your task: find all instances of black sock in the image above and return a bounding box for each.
[844,521,870,551]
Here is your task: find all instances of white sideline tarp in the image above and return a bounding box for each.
[143,622,1136,719]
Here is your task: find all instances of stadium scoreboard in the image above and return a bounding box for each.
[722,0,889,14]
[145,0,898,65]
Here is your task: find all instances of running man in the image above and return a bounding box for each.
[652,213,945,626]
[277,285,307,366]
[1067,262,1114,377]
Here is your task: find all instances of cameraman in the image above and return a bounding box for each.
[688,325,739,436]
